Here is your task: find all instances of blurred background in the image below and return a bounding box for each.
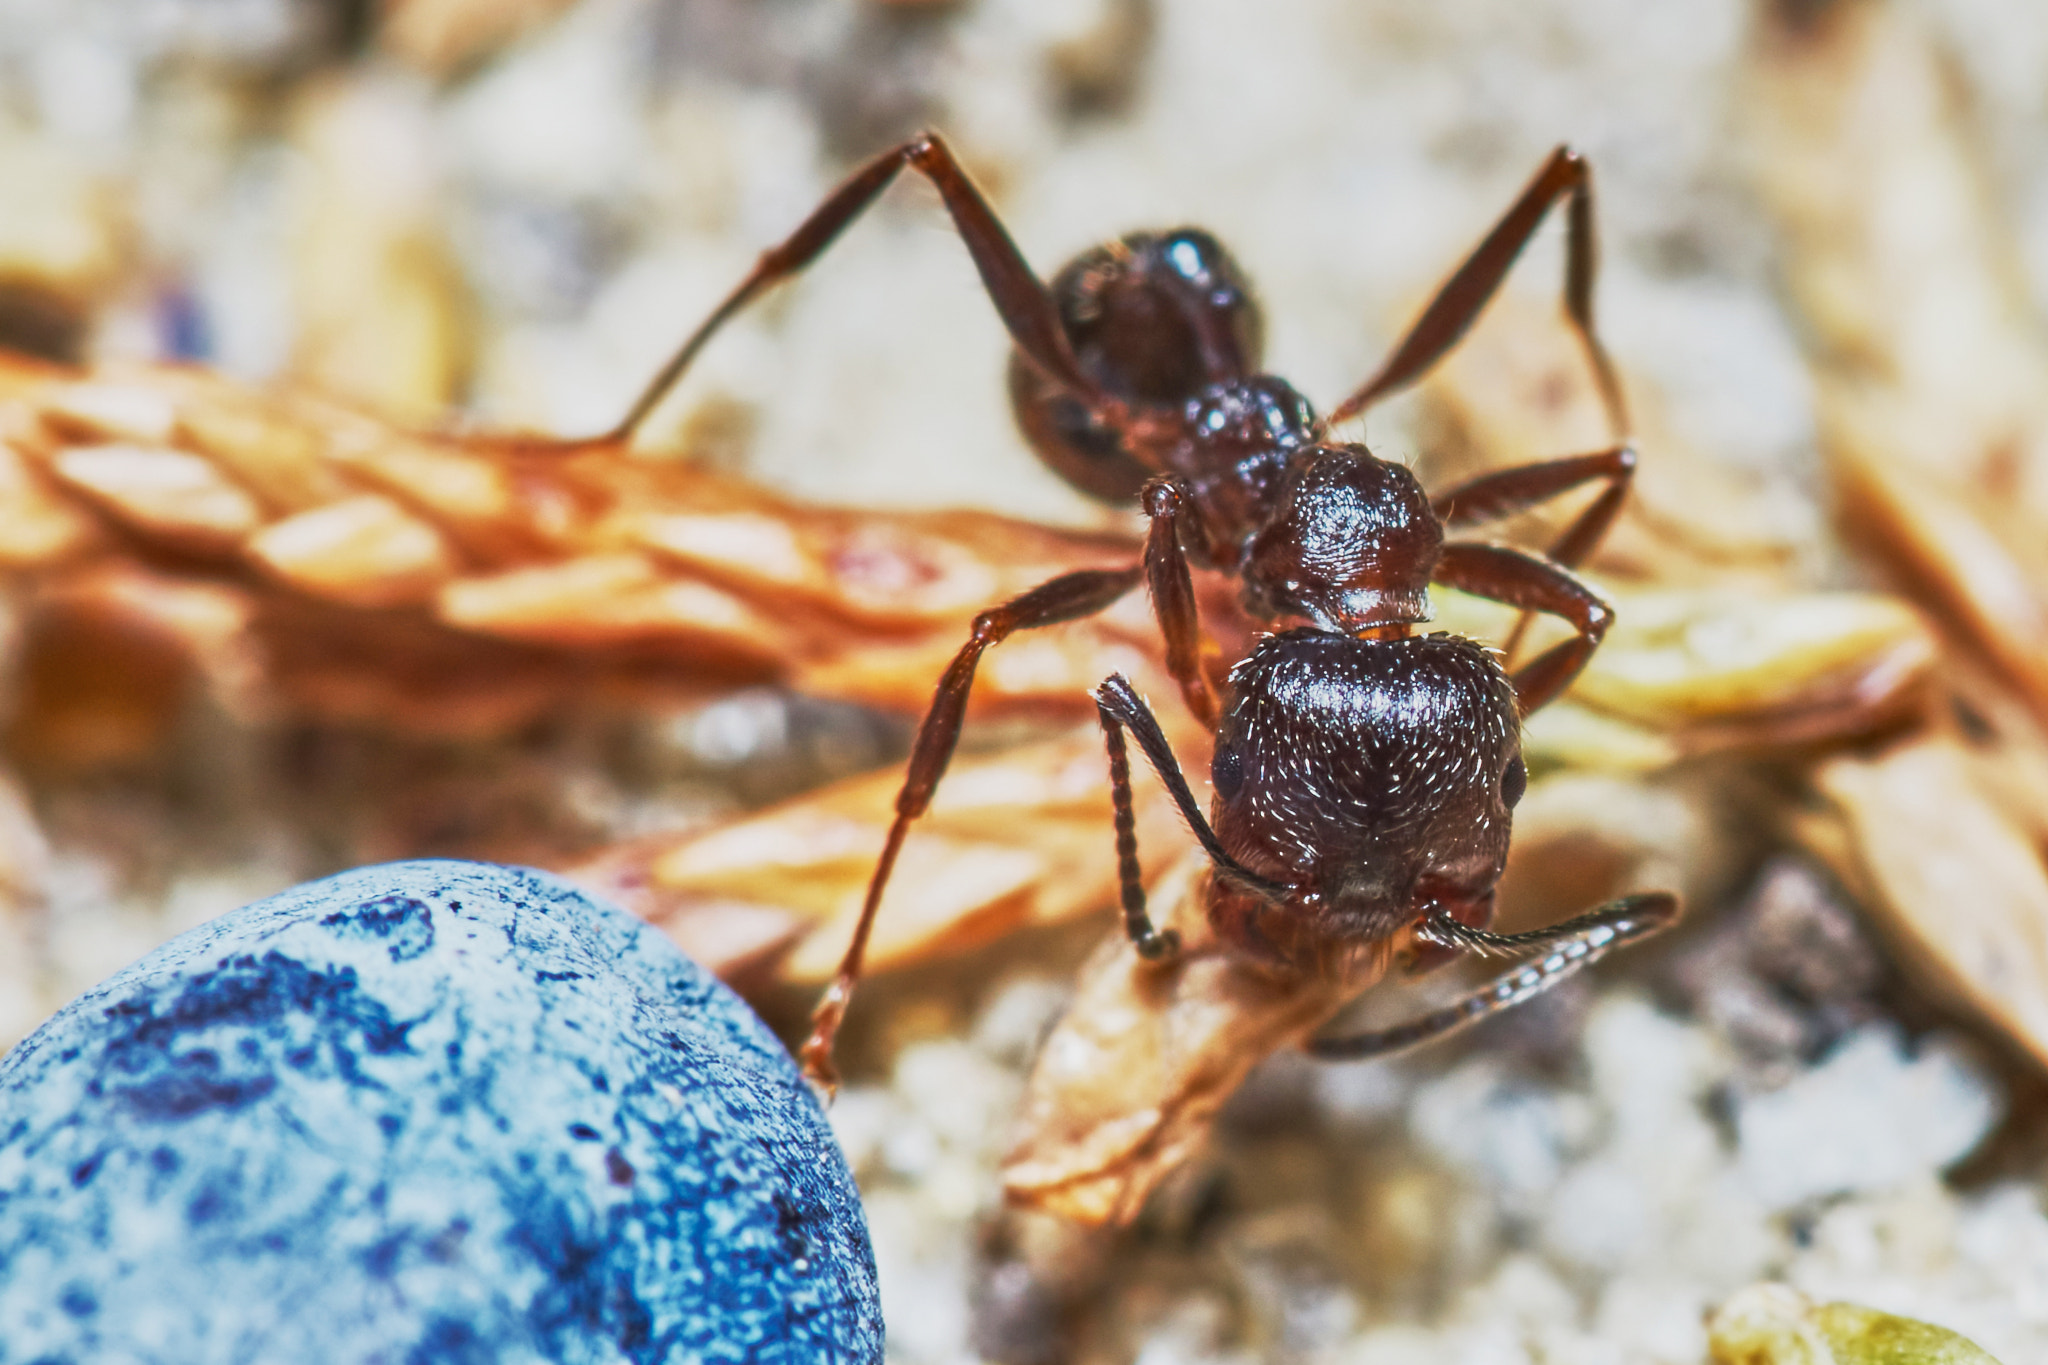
[6,0,2048,1361]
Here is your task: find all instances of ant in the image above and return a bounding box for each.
[600,132,1679,1089]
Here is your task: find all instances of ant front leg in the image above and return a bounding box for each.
[1433,542,1612,717]
[1325,145,1626,439]
[799,564,1142,1092]
[1141,476,1221,729]
[1306,893,1678,1060]
[605,132,1103,443]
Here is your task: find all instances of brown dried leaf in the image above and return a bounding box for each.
[1748,1,2048,731]
[378,0,585,77]
[0,128,127,325]
[249,494,458,609]
[1570,588,1934,747]
[48,444,263,553]
[1745,0,2048,509]
[0,439,99,567]
[287,74,473,423]
[7,564,260,767]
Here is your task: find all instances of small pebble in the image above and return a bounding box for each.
[1708,1283,2002,1364]
[1735,1027,2001,1211]
[0,859,881,1363]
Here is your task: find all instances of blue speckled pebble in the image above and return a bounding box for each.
[0,860,881,1364]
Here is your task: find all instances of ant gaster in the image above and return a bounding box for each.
[602,133,1678,1089]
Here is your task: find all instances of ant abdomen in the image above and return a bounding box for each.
[1207,628,1523,971]
[1008,228,1271,506]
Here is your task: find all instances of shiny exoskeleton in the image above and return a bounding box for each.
[606,133,1678,1088]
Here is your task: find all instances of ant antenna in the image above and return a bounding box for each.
[1095,675,1290,903]
[1309,892,1678,1060]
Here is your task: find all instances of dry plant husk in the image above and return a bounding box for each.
[1749,0,2048,1078]
[377,0,587,78]
[0,350,1166,760]
[999,850,1378,1226]
[568,721,1195,985]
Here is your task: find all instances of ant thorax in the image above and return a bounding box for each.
[1206,628,1523,973]
[1239,444,1445,631]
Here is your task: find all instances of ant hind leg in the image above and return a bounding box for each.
[605,132,1104,445]
[799,564,1143,1093]
[1325,145,1626,438]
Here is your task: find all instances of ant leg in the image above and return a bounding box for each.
[607,131,1100,443]
[1141,477,1220,728]
[1306,893,1677,1060]
[1325,146,1626,438]
[1432,542,1612,717]
[1094,674,1290,905]
[1432,444,1637,571]
[1097,694,1183,960]
[799,563,1142,1092]
[1433,444,1636,661]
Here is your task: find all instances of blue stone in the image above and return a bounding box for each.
[0,860,882,1364]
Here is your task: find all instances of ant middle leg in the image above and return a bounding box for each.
[1433,443,1637,660]
[1431,444,1637,571]
[1432,542,1613,717]
[1325,145,1626,438]
[799,563,1142,1091]
[1305,892,1678,1060]
[606,131,1104,444]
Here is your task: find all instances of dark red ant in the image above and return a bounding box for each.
[603,133,1678,1088]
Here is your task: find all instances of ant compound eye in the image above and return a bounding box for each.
[1212,744,1245,801]
[1165,237,1208,282]
[1501,755,1527,809]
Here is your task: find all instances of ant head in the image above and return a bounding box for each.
[1207,630,1523,970]
[1239,444,1442,630]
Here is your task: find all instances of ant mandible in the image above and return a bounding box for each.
[603,133,1678,1090]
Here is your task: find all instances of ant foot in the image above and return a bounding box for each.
[799,986,849,1101]
[1135,927,1182,961]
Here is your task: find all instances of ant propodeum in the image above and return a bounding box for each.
[601,133,1679,1089]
